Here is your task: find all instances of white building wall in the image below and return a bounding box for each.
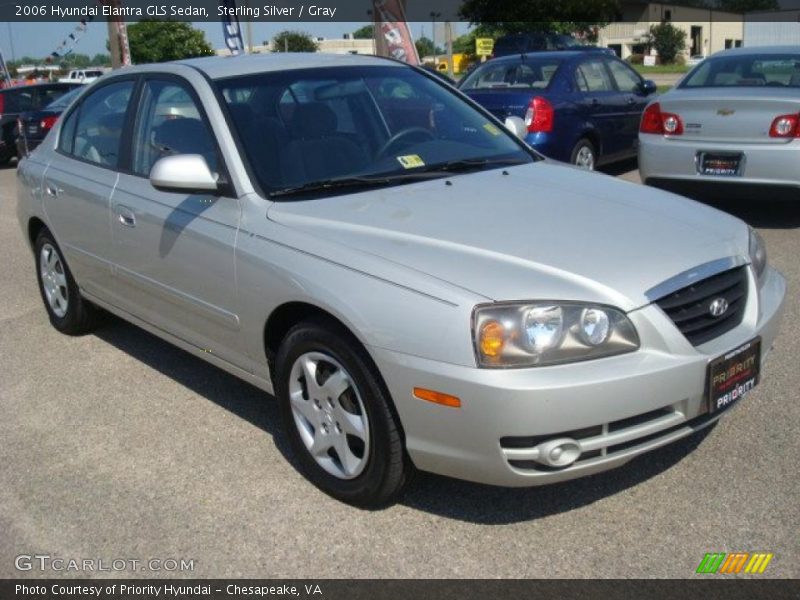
[744,14,800,46]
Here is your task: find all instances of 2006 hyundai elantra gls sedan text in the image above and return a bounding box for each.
[17,54,786,507]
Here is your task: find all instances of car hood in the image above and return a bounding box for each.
[267,162,748,310]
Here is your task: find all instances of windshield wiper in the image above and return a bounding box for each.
[421,157,531,173]
[268,158,531,199]
[269,171,444,199]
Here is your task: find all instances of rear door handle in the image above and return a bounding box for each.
[626,96,636,105]
[116,205,136,227]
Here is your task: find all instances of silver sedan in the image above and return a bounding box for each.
[639,46,800,200]
[16,54,786,507]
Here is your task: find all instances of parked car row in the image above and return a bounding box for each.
[460,44,800,201]
[16,52,786,506]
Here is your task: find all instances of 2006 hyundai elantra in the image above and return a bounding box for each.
[17,54,786,507]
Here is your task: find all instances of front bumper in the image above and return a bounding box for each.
[370,265,786,487]
[639,135,800,199]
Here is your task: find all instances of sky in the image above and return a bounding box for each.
[0,20,470,62]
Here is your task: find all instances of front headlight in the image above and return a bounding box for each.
[749,227,767,281]
[473,302,639,368]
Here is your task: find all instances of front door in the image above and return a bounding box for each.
[109,76,244,366]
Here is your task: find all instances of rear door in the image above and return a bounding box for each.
[574,57,620,157]
[109,75,243,365]
[43,78,136,297]
[605,57,650,156]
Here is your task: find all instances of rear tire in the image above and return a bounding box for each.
[275,319,411,508]
[34,229,99,335]
[571,138,596,170]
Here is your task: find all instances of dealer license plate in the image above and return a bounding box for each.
[706,338,761,414]
[697,152,743,176]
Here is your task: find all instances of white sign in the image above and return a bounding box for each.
[643,55,656,66]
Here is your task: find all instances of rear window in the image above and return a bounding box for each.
[681,54,800,88]
[460,59,562,91]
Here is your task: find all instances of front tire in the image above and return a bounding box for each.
[275,319,411,508]
[571,138,596,170]
[34,229,99,335]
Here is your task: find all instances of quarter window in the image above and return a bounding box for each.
[132,79,217,177]
[69,80,134,167]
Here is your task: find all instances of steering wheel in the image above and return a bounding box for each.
[376,127,435,159]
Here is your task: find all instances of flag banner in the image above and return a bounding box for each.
[220,0,245,55]
[44,15,94,62]
[372,0,419,65]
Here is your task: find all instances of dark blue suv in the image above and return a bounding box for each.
[459,52,657,169]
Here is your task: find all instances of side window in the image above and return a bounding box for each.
[607,59,642,93]
[71,80,134,167]
[576,59,614,92]
[6,89,34,113]
[131,79,217,177]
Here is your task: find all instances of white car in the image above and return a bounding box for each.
[58,69,105,85]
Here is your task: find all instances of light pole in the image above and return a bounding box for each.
[430,11,441,67]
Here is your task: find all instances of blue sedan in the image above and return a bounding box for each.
[459,51,658,169]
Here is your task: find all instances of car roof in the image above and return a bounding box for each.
[0,82,79,93]
[175,52,404,80]
[709,45,800,58]
[488,51,589,63]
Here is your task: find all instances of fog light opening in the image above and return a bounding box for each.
[533,438,582,468]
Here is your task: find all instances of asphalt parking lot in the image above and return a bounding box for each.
[1,163,798,579]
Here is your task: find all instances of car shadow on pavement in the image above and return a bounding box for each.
[95,315,714,524]
[93,317,297,462]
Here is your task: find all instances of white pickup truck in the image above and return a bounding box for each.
[58,69,105,84]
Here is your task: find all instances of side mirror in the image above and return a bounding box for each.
[504,116,527,140]
[149,154,219,193]
[640,79,658,95]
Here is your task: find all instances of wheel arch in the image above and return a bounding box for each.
[263,300,408,444]
[27,216,49,250]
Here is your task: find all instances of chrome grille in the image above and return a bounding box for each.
[655,267,747,346]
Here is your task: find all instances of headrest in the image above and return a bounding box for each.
[290,102,337,138]
[154,118,213,154]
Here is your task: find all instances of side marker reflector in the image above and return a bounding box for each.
[413,387,461,408]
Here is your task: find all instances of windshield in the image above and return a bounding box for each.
[215,65,535,197]
[460,58,562,90]
[681,54,800,88]
[46,86,83,111]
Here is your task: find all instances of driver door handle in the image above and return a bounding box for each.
[116,205,136,228]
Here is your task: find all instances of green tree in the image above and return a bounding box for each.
[459,0,620,37]
[647,22,687,64]
[352,25,374,39]
[126,20,214,64]
[90,53,111,66]
[714,0,778,11]
[272,30,319,53]
[415,36,444,59]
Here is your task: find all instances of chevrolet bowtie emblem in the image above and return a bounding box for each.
[717,108,735,116]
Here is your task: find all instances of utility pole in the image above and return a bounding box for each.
[6,22,15,62]
[244,0,253,53]
[430,11,441,68]
[445,21,453,78]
